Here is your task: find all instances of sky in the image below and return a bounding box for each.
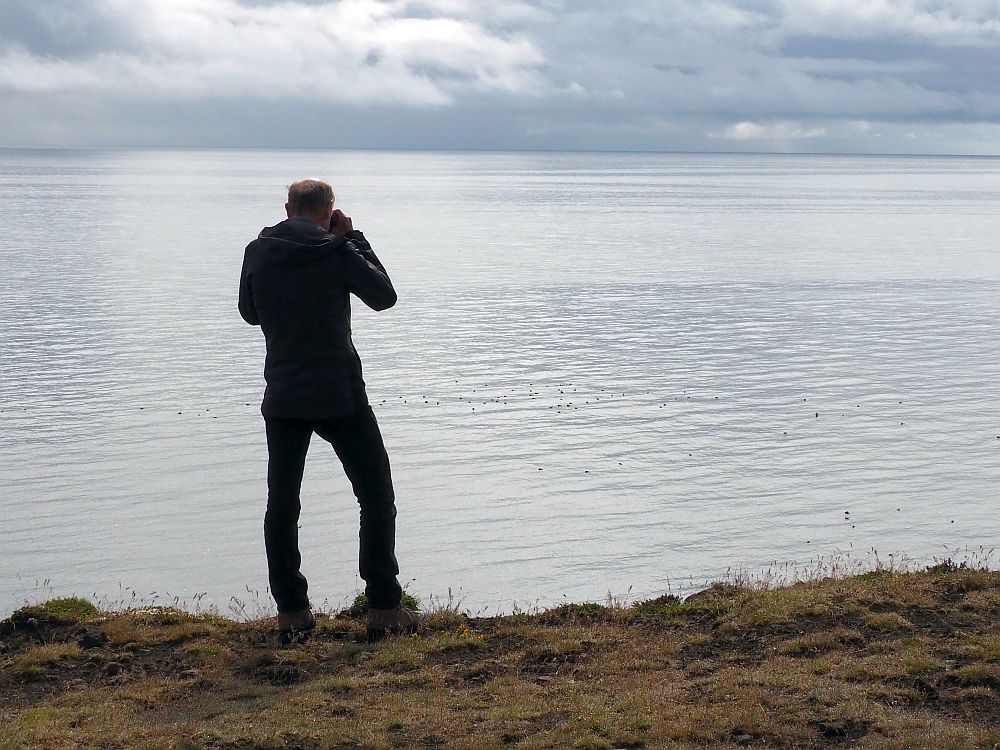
[2,0,1000,153]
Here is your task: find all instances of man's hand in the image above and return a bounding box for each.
[330,209,354,236]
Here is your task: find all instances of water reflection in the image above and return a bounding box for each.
[1,150,998,615]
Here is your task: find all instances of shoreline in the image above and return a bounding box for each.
[2,561,998,749]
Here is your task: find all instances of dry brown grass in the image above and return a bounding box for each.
[1,562,998,749]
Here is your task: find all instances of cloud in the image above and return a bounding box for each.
[0,0,545,105]
[779,0,1000,45]
[714,120,831,141]
[1,0,999,152]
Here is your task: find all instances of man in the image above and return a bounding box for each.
[239,179,418,643]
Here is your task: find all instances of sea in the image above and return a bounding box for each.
[1,149,998,617]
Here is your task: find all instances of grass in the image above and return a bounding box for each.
[0,561,997,749]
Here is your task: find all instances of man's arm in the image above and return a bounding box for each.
[338,229,397,312]
[238,248,260,325]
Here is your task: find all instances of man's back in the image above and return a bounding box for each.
[239,216,396,419]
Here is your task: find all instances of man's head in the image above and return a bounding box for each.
[285,179,335,227]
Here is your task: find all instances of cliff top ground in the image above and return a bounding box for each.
[1,561,998,750]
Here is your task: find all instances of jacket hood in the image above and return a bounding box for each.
[255,217,345,266]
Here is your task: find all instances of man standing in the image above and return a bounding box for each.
[239,179,418,643]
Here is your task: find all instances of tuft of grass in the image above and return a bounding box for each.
[369,640,424,673]
[345,591,421,616]
[632,594,686,616]
[7,643,82,682]
[863,611,914,632]
[6,597,98,626]
[951,663,1000,688]
[778,627,862,657]
[550,602,610,618]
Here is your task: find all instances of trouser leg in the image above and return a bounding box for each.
[264,417,313,613]
[316,407,402,609]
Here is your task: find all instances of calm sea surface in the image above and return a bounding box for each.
[2,149,998,617]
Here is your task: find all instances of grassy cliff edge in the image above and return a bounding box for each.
[1,562,998,750]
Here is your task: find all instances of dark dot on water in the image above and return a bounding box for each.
[852,525,855,528]
[815,412,819,417]
[951,520,954,523]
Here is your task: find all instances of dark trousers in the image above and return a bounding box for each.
[263,406,402,613]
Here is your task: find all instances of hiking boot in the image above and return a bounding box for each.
[277,608,315,645]
[367,605,421,642]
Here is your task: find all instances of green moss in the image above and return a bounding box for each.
[8,597,98,626]
[347,591,420,615]
[19,707,57,728]
[633,594,686,616]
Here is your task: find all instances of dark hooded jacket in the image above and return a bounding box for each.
[239,217,396,419]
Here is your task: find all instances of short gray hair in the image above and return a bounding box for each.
[286,179,334,214]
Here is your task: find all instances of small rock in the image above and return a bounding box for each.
[102,662,124,677]
[78,629,108,650]
[178,669,202,680]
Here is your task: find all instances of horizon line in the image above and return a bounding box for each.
[1,145,999,159]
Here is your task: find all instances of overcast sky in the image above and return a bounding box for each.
[2,0,1000,153]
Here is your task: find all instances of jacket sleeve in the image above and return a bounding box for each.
[339,230,397,311]
[238,247,260,325]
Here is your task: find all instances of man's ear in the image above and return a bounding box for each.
[285,202,293,218]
